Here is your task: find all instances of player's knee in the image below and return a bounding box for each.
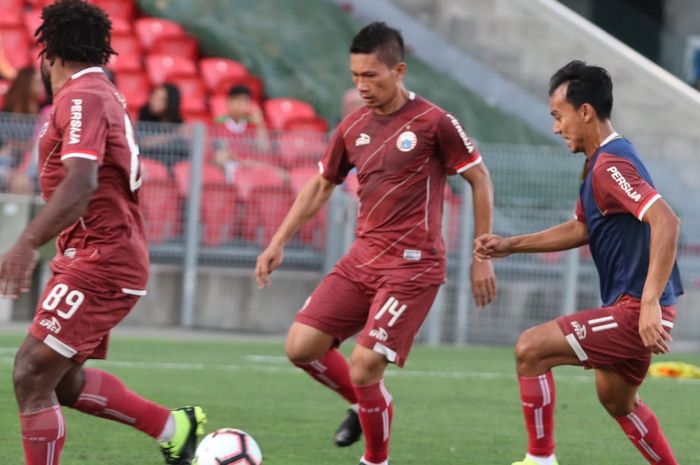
[349,352,385,385]
[12,354,43,396]
[597,388,639,417]
[515,329,542,374]
[285,337,324,364]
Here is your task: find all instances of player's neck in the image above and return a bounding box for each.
[50,62,98,95]
[584,121,615,159]
[374,88,409,116]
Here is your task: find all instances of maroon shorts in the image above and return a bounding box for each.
[556,295,676,385]
[295,269,440,367]
[29,274,142,364]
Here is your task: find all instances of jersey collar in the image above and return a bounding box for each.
[599,131,620,148]
[71,66,104,80]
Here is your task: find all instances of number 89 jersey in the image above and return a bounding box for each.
[38,67,149,293]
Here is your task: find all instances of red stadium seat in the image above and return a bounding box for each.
[108,52,141,73]
[199,57,248,94]
[139,157,170,182]
[111,33,142,59]
[151,35,198,61]
[89,0,136,21]
[283,115,328,133]
[139,180,182,244]
[145,54,197,86]
[289,165,319,194]
[182,110,212,124]
[172,160,226,196]
[276,131,327,168]
[0,0,24,27]
[243,186,294,244]
[169,75,207,114]
[264,98,317,130]
[135,18,185,51]
[209,94,228,119]
[23,9,43,38]
[0,26,31,69]
[200,183,237,246]
[114,71,151,113]
[232,164,286,201]
[110,17,132,35]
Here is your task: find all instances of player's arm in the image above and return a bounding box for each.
[460,162,496,307]
[638,199,679,354]
[0,158,97,297]
[255,174,336,288]
[474,218,589,261]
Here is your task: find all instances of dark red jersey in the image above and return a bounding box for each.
[319,93,482,284]
[38,67,148,294]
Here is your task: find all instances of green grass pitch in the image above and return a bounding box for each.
[0,332,698,464]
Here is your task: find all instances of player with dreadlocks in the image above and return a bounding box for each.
[1,2,206,464]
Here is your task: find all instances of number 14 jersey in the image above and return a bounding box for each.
[38,67,149,293]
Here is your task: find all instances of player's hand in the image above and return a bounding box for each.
[470,259,496,308]
[255,244,284,288]
[0,239,39,299]
[473,233,512,261]
[638,299,671,354]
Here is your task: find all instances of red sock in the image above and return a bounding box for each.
[519,371,556,457]
[353,380,393,464]
[614,402,678,464]
[72,368,171,439]
[20,405,66,465]
[294,349,358,404]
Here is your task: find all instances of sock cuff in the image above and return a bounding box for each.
[615,400,652,422]
[20,404,65,440]
[353,379,392,406]
[518,371,553,383]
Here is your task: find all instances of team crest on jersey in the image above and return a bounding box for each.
[396,131,417,152]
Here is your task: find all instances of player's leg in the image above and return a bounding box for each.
[350,345,391,465]
[351,283,440,465]
[288,271,371,447]
[512,320,581,465]
[597,367,678,464]
[13,334,74,465]
[29,279,205,465]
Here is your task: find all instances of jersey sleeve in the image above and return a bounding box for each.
[592,153,661,221]
[318,126,352,184]
[55,91,108,165]
[436,112,482,175]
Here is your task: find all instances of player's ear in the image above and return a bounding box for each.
[393,62,406,80]
[580,103,596,123]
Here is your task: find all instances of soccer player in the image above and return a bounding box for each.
[0,2,206,464]
[474,60,683,465]
[256,22,496,465]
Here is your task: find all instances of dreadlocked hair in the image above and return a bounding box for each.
[36,0,115,66]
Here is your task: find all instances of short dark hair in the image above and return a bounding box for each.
[228,84,252,98]
[36,0,115,66]
[549,60,613,120]
[350,21,404,67]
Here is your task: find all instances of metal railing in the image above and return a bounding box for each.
[0,114,697,346]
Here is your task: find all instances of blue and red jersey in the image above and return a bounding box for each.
[575,133,683,306]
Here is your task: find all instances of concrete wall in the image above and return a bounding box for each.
[391,0,700,187]
[121,265,320,333]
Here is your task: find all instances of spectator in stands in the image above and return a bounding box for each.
[138,83,188,163]
[3,67,46,114]
[210,138,287,185]
[139,83,183,123]
[342,87,365,117]
[215,84,270,152]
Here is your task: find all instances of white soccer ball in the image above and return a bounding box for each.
[194,428,263,465]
